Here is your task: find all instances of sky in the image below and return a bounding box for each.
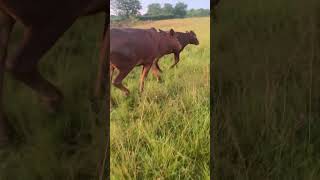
[111,0,210,15]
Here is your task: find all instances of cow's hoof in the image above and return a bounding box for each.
[157,78,163,83]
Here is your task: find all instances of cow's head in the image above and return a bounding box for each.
[186,30,199,45]
[159,28,182,53]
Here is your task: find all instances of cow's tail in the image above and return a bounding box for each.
[95,12,109,99]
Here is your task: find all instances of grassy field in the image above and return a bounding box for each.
[0,15,107,179]
[214,0,320,179]
[110,17,210,179]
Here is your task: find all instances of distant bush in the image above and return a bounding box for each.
[137,14,176,21]
[111,8,210,23]
[187,8,210,17]
[111,15,124,22]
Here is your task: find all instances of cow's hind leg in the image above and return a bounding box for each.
[0,12,15,145]
[140,64,152,93]
[112,68,132,96]
[111,53,135,96]
[154,58,162,73]
[151,64,162,82]
[109,65,116,107]
[110,65,115,83]
[156,63,162,73]
[6,21,74,112]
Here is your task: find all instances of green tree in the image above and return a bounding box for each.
[187,8,196,16]
[174,2,188,18]
[163,3,174,15]
[114,0,142,18]
[147,3,162,15]
[187,8,210,17]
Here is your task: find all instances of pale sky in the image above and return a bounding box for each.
[111,0,210,15]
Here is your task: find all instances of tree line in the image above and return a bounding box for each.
[111,0,210,21]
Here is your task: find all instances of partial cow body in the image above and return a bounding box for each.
[0,0,107,145]
[152,30,199,81]
[110,28,182,95]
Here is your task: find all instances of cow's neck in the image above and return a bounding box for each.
[177,33,190,52]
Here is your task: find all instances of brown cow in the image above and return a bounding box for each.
[110,28,182,95]
[0,0,107,145]
[151,30,199,81]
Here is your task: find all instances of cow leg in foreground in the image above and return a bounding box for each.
[6,21,74,112]
[140,64,152,92]
[0,12,15,144]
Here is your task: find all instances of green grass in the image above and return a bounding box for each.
[214,0,320,179]
[0,15,107,179]
[110,17,210,179]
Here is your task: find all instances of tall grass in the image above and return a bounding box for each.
[0,15,107,179]
[110,17,210,179]
[214,0,320,179]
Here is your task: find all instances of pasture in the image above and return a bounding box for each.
[110,17,210,179]
[0,15,106,179]
[214,0,320,179]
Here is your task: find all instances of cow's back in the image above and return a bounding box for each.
[110,28,160,61]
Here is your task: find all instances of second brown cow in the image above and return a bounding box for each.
[151,30,199,81]
[110,28,182,95]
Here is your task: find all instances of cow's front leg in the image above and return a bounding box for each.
[170,52,180,69]
[6,20,74,112]
[139,64,152,93]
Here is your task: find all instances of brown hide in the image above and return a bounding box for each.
[110,28,182,95]
[153,30,199,75]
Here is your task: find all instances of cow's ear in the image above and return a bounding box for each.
[190,30,195,35]
[170,29,175,36]
[159,29,163,32]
